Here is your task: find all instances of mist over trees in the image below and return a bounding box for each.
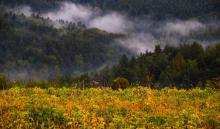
[0,0,219,89]
[1,0,219,20]
[0,10,130,80]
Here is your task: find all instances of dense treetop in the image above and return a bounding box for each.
[96,42,220,88]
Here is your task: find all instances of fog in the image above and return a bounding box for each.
[11,5,33,17]
[39,2,132,33]
[88,13,133,33]
[4,1,220,80]
[14,2,220,54]
[42,2,93,23]
[161,20,206,36]
[3,69,50,81]
[117,19,213,54]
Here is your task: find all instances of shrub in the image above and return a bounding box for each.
[148,116,166,126]
[203,117,220,129]
[26,106,66,128]
[25,80,49,89]
[205,79,220,89]
[112,77,129,90]
[0,74,10,90]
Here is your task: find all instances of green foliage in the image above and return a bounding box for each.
[26,106,66,128]
[112,77,129,90]
[0,3,219,89]
[0,11,129,79]
[0,74,10,90]
[148,115,166,126]
[204,117,220,129]
[97,42,220,89]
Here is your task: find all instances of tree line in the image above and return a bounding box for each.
[1,42,219,90]
[94,42,220,89]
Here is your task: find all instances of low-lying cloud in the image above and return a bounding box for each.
[40,2,132,33]
[3,69,50,81]
[161,20,206,36]
[117,33,157,54]
[42,2,93,23]
[88,13,132,33]
[116,19,213,54]
[13,2,220,54]
[11,5,33,17]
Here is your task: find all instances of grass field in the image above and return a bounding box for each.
[0,87,219,129]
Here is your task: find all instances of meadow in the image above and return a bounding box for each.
[0,87,219,129]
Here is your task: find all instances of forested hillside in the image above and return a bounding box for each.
[0,9,130,80]
[0,0,219,88]
[96,42,220,88]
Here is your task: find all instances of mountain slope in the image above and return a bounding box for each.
[0,10,130,80]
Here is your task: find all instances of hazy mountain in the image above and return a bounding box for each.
[0,0,219,80]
